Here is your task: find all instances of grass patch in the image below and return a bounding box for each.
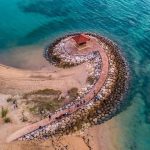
[24,89,63,117]
[33,89,61,95]
[29,100,62,115]
[1,107,11,123]
[1,107,8,118]
[23,89,61,99]
[68,87,78,101]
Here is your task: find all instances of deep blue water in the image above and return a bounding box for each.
[0,0,150,149]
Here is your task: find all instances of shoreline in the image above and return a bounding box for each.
[0,45,52,70]
[1,117,123,150]
[0,32,129,150]
[7,33,129,141]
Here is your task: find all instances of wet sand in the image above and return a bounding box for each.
[0,45,52,70]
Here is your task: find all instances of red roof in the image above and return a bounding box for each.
[72,34,90,45]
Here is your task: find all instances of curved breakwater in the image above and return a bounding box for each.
[7,33,129,142]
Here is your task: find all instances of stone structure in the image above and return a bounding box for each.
[7,33,129,142]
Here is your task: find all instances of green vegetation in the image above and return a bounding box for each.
[22,88,69,118]
[29,100,62,115]
[23,89,63,117]
[33,89,61,95]
[1,107,11,123]
[86,76,95,85]
[23,89,61,99]
[1,107,8,118]
[68,87,79,101]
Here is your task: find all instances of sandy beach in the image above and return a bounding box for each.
[0,62,88,95]
[0,57,122,150]
[0,118,122,150]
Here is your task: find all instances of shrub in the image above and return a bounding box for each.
[52,55,61,63]
[7,97,14,103]
[87,76,95,85]
[4,117,11,123]
[1,107,8,118]
[68,88,78,101]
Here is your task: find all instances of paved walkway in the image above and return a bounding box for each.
[7,43,109,143]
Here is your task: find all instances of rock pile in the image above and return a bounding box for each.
[18,33,129,141]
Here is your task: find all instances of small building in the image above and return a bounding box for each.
[72,34,90,46]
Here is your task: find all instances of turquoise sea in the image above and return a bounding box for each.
[0,0,150,149]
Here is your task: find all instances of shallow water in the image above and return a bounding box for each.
[0,0,150,149]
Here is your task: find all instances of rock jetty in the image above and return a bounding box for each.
[7,33,129,142]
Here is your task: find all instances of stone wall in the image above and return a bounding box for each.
[18,33,129,141]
